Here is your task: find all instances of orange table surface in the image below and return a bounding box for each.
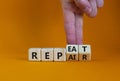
[0,0,120,81]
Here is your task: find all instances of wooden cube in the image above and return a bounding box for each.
[79,54,91,61]
[79,45,91,61]
[66,54,78,61]
[66,45,78,61]
[28,48,41,61]
[41,48,54,61]
[54,48,66,61]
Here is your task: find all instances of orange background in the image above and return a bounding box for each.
[0,0,120,81]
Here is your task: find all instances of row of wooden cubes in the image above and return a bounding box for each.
[28,45,91,61]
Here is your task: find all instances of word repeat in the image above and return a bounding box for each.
[28,45,91,62]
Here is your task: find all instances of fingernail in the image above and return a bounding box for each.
[84,7,91,13]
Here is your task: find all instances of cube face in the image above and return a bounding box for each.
[41,48,54,61]
[79,54,91,61]
[66,45,78,61]
[79,45,91,54]
[79,45,91,61]
[54,48,66,61]
[66,45,78,54]
[28,48,41,61]
[66,54,78,61]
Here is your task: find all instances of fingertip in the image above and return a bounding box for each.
[84,7,92,17]
[89,12,97,18]
[67,36,76,44]
[87,0,98,18]
[75,0,92,14]
[83,6,92,14]
[76,41,83,45]
[98,3,104,8]
[97,0,104,8]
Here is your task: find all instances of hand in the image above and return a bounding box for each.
[61,0,104,44]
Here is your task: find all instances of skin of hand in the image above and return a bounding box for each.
[61,0,104,44]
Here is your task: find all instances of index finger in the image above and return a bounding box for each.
[61,1,76,44]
